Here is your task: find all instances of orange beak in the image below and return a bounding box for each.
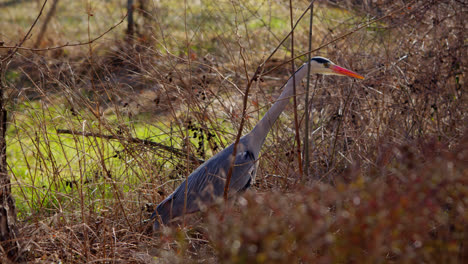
[330,65,365,80]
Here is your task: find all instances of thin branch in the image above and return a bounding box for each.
[0,14,128,52]
[223,7,255,200]
[329,81,354,184]
[1,0,48,62]
[260,0,417,77]
[223,1,315,198]
[55,129,204,163]
[289,0,303,179]
[304,1,315,181]
[258,1,314,70]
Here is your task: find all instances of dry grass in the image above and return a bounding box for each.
[0,0,467,262]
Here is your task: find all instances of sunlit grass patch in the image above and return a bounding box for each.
[8,100,165,216]
[7,96,241,219]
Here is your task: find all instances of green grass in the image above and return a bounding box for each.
[1,0,365,58]
[8,101,156,215]
[7,97,240,218]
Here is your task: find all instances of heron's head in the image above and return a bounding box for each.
[309,56,364,79]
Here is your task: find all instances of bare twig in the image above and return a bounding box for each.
[258,1,315,71]
[0,1,50,260]
[223,0,315,199]
[0,14,127,52]
[56,129,204,163]
[304,1,315,181]
[223,4,254,200]
[1,0,49,62]
[329,81,354,184]
[261,0,418,77]
[289,0,303,180]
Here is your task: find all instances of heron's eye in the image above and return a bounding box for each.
[324,62,330,68]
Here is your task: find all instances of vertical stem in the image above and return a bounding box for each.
[224,1,314,198]
[182,0,190,226]
[127,0,135,41]
[0,1,49,259]
[311,76,320,179]
[0,1,47,260]
[304,1,314,181]
[329,82,354,183]
[289,0,303,179]
[0,62,21,261]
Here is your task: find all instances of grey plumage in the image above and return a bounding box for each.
[152,139,256,230]
[152,57,363,230]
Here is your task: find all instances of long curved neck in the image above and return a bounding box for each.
[246,63,311,154]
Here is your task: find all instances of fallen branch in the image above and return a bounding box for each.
[56,129,204,163]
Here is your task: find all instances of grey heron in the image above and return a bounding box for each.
[152,56,364,230]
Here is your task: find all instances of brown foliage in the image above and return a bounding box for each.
[1,0,466,262]
[199,132,468,263]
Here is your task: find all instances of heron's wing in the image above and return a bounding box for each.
[153,146,256,226]
[187,149,256,200]
[228,150,257,191]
